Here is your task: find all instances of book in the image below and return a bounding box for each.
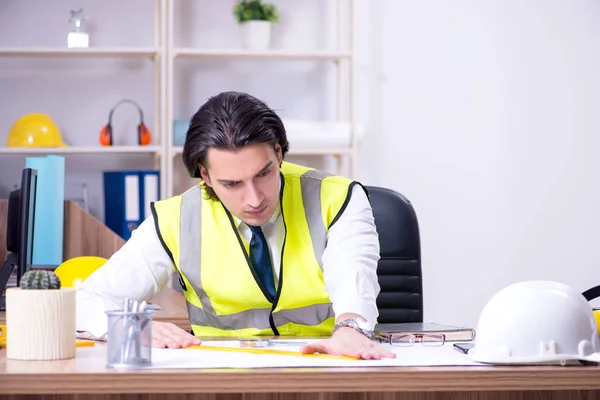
[374,322,476,342]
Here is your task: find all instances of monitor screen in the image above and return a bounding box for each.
[17,168,37,282]
[0,168,38,295]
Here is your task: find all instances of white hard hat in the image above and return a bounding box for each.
[468,280,600,365]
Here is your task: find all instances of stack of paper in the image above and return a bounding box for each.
[282,119,364,149]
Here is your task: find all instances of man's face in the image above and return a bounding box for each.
[200,143,282,226]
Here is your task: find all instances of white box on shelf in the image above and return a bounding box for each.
[67,32,89,48]
[282,119,363,150]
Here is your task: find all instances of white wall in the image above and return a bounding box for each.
[373,0,600,328]
[2,0,600,329]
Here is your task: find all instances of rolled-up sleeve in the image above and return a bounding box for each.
[322,184,381,328]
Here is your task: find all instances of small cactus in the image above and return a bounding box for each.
[20,269,61,290]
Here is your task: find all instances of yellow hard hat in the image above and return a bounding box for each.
[54,256,108,288]
[594,310,600,334]
[6,113,68,147]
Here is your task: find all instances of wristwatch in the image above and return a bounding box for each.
[332,317,373,338]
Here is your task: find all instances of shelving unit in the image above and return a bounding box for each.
[0,0,358,206]
[164,0,357,198]
[0,0,169,202]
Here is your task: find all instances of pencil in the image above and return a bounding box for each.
[186,345,360,361]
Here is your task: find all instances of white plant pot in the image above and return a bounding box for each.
[5,287,76,360]
[240,21,272,50]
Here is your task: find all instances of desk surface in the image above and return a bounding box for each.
[1,289,600,399]
[1,342,600,398]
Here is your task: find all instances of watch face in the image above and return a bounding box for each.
[355,318,371,332]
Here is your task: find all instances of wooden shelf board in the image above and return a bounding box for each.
[173,48,351,60]
[170,146,353,157]
[0,146,162,155]
[0,47,159,57]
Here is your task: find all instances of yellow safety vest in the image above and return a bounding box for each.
[151,161,361,337]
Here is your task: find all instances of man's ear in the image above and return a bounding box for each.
[199,164,211,187]
[275,144,283,165]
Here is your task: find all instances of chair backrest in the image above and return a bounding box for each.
[365,186,423,323]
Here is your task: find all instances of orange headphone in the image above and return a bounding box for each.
[99,99,152,146]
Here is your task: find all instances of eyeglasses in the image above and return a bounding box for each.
[375,332,446,347]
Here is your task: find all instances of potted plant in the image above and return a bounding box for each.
[5,269,76,360]
[233,0,279,50]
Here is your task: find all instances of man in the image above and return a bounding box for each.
[76,91,395,360]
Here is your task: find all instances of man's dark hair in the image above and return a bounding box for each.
[182,91,289,201]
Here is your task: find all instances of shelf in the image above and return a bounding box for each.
[173,48,352,60]
[0,47,160,58]
[287,148,355,156]
[0,146,162,155]
[170,146,353,157]
[0,1,357,202]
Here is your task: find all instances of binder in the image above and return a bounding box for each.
[140,170,159,222]
[25,155,65,267]
[103,170,160,240]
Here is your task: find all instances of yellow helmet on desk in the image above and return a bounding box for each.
[6,113,68,147]
[54,256,108,288]
[582,284,600,335]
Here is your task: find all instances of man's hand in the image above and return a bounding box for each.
[299,327,396,360]
[151,321,201,348]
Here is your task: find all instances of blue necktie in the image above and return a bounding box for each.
[248,225,276,300]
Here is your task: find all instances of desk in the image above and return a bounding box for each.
[0,287,190,330]
[1,291,600,399]
[1,342,600,400]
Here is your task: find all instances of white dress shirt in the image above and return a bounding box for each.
[76,184,381,338]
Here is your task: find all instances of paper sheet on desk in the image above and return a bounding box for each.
[148,340,483,369]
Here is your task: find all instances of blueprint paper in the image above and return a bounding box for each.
[144,340,482,369]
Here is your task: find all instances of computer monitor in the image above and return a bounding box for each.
[0,168,37,307]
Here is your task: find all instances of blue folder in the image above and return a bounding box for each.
[103,170,160,240]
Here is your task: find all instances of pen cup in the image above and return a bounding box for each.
[105,309,153,369]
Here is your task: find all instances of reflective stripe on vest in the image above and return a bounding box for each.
[179,169,335,331]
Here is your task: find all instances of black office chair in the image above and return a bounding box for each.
[365,186,423,323]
